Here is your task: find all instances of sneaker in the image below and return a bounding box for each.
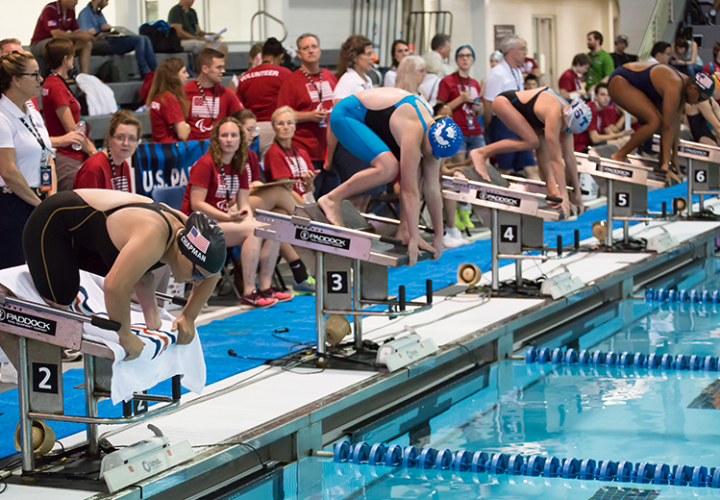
[442,233,465,248]
[241,290,277,308]
[458,208,475,229]
[293,276,316,295]
[62,349,83,362]
[260,287,293,302]
[454,210,466,231]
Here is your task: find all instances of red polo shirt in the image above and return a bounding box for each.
[150,91,186,143]
[180,153,249,214]
[184,80,243,141]
[42,73,84,161]
[32,1,80,45]
[236,63,292,122]
[264,142,314,196]
[74,151,132,191]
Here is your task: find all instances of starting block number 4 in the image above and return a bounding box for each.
[32,362,59,394]
[615,192,629,207]
[327,271,349,294]
[695,170,707,184]
[500,225,517,243]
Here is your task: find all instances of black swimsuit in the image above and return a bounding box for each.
[22,191,183,305]
[499,89,549,130]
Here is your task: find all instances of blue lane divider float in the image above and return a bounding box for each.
[524,346,719,372]
[332,440,720,488]
[645,287,719,304]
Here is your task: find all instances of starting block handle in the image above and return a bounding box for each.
[546,195,563,204]
[155,291,188,306]
[90,316,122,332]
[379,235,404,246]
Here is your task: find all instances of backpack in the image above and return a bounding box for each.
[96,60,120,83]
[139,20,183,53]
[685,0,708,25]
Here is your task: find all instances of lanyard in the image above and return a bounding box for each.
[510,65,522,90]
[196,81,216,124]
[19,116,48,155]
[106,150,125,189]
[300,67,322,102]
[278,142,302,178]
[219,162,235,206]
[458,73,474,115]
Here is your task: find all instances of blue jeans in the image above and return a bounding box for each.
[458,133,485,155]
[487,117,536,172]
[107,35,157,75]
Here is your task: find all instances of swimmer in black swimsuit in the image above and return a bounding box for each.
[22,189,226,361]
[608,62,714,184]
[469,87,592,217]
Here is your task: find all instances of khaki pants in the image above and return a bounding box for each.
[55,154,84,192]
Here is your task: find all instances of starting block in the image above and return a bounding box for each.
[441,175,574,293]
[255,202,434,364]
[652,135,720,218]
[575,153,668,248]
[0,291,185,475]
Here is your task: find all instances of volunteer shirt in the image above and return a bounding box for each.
[236,63,292,122]
[32,1,80,45]
[184,80,243,141]
[277,68,337,161]
[0,94,52,188]
[180,153,249,214]
[150,91,186,143]
[437,72,482,136]
[573,102,620,152]
[558,69,583,94]
[42,73,84,161]
[244,149,261,186]
[73,151,131,191]
[264,142,314,196]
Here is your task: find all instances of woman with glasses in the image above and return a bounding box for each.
[395,55,431,111]
[74,110,140,191]
[0,50,54,270]
[147,57,191,143]
[180,116,290,308]
[41,38,97,191]
[437,45,485,163]
[23,189,226,361]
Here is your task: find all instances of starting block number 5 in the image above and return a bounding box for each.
[615,193,629,207]
[695,170,707,184]
[500,225,517,243]
[32,362,59,394]
[326,271,349,294]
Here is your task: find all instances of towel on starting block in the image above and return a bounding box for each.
[0,266,206,405]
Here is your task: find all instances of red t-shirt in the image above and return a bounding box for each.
[184,80,243,141]
[236,63,292,122]
[244,150,260,186]
[150,91,186,143]
[264,142,315,196]
[559,69,583,94]
[522,57,538,75]
[31,1,80,45]
[73,151,132,191]
[574,102,621,152]
[42,74,84,161]
[437,72,482,136]
[277,68,337,161]
[180,153,249,214]
[26,98,39,113]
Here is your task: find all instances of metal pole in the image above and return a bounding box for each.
[18,337,34,472]
[606,179,614,247]
[515,259,523,291]
[85,355,99,457]
[687,158,694,218]
[315,252,326,357]
[491,209,499,292]
[623,220,629,246]
[353,259,363,351]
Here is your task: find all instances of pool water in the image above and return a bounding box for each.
[226,269,720,500]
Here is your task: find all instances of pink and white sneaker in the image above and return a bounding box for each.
[241,290,277,308]
[260,288,293,302]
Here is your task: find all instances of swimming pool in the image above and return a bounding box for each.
[218,267,720,500]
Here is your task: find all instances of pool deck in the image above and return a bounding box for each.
[8,200,720,500]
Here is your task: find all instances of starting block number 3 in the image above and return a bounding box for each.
[32,362,59,394]
[326,271,349,294]
[500,225,517,243]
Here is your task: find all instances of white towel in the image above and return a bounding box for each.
[0,266,206,405]
[75,73,118,116]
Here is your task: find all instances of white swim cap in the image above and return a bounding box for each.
[565,98,592,134]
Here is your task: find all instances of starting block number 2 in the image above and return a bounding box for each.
[32,362,59,394]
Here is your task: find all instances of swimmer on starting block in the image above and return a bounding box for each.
[22,190,227,360]
[608,63,715,184]
[319,87,463,266]
[468,87,592,218]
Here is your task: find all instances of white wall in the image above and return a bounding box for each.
[618,0,656,54]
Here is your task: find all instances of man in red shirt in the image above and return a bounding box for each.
[237,37,291,159]
[521,56,541,79]
[573,83,630,152]
[184,48,243,141]
[30,0,94,75]
[277,33,338,171]
[559,54,590,101]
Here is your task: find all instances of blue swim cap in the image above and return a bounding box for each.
[429,118,463,158]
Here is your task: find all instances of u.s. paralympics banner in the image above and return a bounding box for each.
[132,140,210,197]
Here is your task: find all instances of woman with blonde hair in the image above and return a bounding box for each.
[180,116,291,307]
[147,57,191,143]
[395,55,431,110]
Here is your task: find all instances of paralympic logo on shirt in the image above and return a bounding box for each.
[195,119,214,133]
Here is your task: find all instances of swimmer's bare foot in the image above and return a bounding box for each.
[610,151,627,164]
[317,195,344,226]
[469,149,491,181]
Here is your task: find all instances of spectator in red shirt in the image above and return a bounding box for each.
[185,48,242,141]
[437,45,484,162]
[521,56,541,79]
[30,0,94,75]
[573,83,631,152]
[702,43,720,75]
[264,107,316,202]
[180,116,290,307]
[237,37,291,159]
[147,57,190,143]
[229,42,263,94]
[41,38,96,191]
[74,110,139,191]
[558,54,590,101]
[277,33,338,171]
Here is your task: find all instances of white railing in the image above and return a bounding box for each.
[637,0,674,60]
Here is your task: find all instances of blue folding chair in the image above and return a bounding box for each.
[150,185,186,210]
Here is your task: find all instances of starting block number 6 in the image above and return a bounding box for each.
[695,170,707,184]
[32,362,59,394]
